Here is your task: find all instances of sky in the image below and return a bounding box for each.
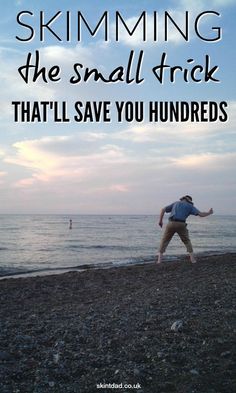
[0,0,235,214]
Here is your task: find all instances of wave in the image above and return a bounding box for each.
[0,255,157,279]
[66,244,132,251]
[37,248,55,252]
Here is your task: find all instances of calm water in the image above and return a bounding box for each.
[0,215,235,277]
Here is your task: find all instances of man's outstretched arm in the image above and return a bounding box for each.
[198,208,214,217]
[158,208,166,228]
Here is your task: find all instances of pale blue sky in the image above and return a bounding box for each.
[0,0,235,214]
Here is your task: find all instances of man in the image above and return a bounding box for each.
[157,195,213,264]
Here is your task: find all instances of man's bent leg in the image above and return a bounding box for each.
[158,223,176,263]
[177,224,196,263]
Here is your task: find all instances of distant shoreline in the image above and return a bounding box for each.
[1,250,236,280]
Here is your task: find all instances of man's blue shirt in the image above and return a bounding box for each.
[165,201,200,221]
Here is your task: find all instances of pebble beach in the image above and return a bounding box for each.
[0,254,235,393]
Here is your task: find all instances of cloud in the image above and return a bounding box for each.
[40,45,94,65]
[5,132,235,180]
[5,136,78,187]
[15,177,35,187]
[1,131,235,213]
[115,123,161,142]
[171,152,236,169]
[109,184,130,192]
[80,132,109,142]
[0,147,5,156]
[4,136,132,189]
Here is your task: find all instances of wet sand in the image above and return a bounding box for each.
[0,254,235,392]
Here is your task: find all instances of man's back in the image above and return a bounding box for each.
[165,200,199,222]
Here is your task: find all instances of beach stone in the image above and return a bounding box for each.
[16,334,33,342]
[190,369,199,375]
[159,382,176,391]
[53,353,60,364]
[134,368,141,376]
[220,351,231,357]
[0,351,12,361]
[171,320,184,332]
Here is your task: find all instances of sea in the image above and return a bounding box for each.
[0,214,235,278]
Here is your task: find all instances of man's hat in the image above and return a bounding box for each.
[180,195,193,204]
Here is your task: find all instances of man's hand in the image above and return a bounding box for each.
[159,221,163,228]
[198,208,214,217]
